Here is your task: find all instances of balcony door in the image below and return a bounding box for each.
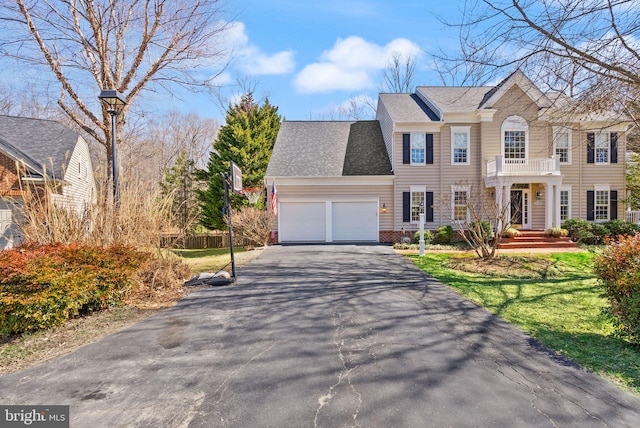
[510,189,531,229]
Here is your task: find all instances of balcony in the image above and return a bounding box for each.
[486,156,561,177]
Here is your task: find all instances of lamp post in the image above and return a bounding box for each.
[98,89,127,200]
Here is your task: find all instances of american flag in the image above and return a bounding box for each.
[270,182,277,215]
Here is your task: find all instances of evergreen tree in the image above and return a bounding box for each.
[199,93,281,229]
[161,149,201,235]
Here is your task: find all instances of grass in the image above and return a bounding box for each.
[408,251,640,396]
[172,247,247,274]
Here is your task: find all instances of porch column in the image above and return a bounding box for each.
[544,183,555,229]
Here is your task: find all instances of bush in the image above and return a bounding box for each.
[230,206,274,247]
[503,228,521,238]
[413,230,434,244]
[562,218,592,242]
[0,244,147,337]
[594,234,640,344]
[545,227,568,238]
[602,219,640,240]
[434,225,454,244]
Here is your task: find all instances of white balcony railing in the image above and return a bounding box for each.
[486,156,561,177]
[627,211,640,225]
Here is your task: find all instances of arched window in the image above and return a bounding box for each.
[501,115,528,159]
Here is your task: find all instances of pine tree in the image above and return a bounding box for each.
[198,93,281,230]
[161,149,201,235]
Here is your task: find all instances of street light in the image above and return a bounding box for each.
[98,89,127,200]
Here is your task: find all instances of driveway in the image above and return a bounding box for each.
[1,245,639,427]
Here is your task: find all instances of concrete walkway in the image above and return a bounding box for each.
[1,245,639,427]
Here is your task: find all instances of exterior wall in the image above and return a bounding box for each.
[0,196,24,250]
[273,182,394,233]
[376,101,394,170]
[50,136,96,213]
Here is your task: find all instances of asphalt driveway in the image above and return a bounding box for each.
[1,245,640,427]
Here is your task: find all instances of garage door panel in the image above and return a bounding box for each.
[332,202,378,241]
[280,202,325,242]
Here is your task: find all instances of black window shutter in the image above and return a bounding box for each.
[425,192,434,222]
[587,191,595,221]
[426,134,434,164]
[587,133,595,164]
[403,192,410,222]
[402,134,410,164]
[611,133,618,164]
[610,190,618,220]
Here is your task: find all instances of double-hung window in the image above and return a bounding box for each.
[553,127,571,164]
[502,116,528,160]
[595,132,610,164]
[411,134,425,165]
[411,189,425,223]
[451,185,470,223]
[595,187,609,221]
[451,126,470,165]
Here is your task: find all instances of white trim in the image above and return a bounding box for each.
[594,131,611,165]
[450,126,471,165]
[552,126,572,165]
[594,185,611,222]
[264,176,395,186]
[501,115,529,159]
[410,185,427,225]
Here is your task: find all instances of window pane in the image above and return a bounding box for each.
[411,191,425,222]
[555,132,569,163]
[504,131,526,159]
[560,190,569,221]
[595,190,609,221]
[453,191,467,221]
[453,132,468,163]
[411,134,425,164]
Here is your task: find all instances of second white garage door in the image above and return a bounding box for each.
[331,201,378,241]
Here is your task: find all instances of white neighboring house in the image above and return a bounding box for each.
[0,115,96,249]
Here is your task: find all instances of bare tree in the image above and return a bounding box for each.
[0,0,229,195]
[381,52,418,93]
[438,1,640,98]
[452,184,514,259]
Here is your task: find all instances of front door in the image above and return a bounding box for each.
[510,190,531,229]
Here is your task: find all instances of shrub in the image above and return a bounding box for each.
[546,227,568,238]
[602,219,640,240]
[562,218,592,242]
[413,230,434,244]
[503,228,521,238]
[230,207,274,247]
[594,234,640,344]
[0,244,147,337]
[434,225,455,244]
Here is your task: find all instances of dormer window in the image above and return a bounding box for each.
[502,115,528,159]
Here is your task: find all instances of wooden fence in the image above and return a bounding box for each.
[160,232,255,249]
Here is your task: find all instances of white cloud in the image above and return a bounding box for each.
[295,36,423,94]
[225,21,295,76]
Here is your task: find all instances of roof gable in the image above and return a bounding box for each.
[479,70,551,109]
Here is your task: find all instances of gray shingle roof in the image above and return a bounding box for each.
[378,93,439,123]
[266,120,392,177]
[416,87,493,112]
[0,115,79,180]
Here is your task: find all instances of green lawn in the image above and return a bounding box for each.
[172,248,245,274]
[408,252,640,396]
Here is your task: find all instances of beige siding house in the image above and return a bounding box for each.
[0,116,96,249]
[266,71,630,243]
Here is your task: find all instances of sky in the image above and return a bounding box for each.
[172,0,468,122]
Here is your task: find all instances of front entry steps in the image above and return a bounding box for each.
[498,230,577,250]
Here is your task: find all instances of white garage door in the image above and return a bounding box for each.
[332,202,378,241]
[279,202,326,242]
